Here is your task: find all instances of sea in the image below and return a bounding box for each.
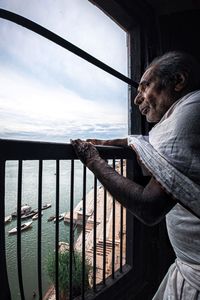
[5,160,95,300]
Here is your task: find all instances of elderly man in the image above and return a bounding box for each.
[71,51,200,299]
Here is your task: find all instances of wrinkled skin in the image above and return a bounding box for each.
[134,67,179,123]
[86,138,104,145]
[71,139,100,166]
[86,138,128,146]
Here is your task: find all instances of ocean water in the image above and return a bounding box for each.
[5,160,94,300]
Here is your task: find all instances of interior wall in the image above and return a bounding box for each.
[158,9,200,61]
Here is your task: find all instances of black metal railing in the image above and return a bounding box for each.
[0,139,134,300]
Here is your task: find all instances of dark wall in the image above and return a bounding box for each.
[159,9,200,61]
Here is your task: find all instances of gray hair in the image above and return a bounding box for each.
[147,51,200,93]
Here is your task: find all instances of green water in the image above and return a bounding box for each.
[5,160,94,300]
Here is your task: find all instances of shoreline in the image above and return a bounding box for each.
[44,161,127,299]
[44,183,126,300]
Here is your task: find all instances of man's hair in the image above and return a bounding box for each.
[147,51,200,93]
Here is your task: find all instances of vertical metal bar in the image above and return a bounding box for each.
[0,161,11,300]
[82,165,87,299]
[120,159,124,272]
[93,176,97,292]
[69,159,74,300]
[38,160,43,299]
[17,160,25,300]
[112,159,116,279]
[103,187,107,284]
[55,160,60,300]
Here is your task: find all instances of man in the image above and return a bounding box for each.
[71,51,200,299]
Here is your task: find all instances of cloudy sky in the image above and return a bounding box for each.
[0,0,128,142]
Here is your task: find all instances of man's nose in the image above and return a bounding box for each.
[133,93,144,106]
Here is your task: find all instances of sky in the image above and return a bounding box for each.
[0,0,128,143]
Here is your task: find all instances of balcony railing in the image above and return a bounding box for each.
[0,139,135,300]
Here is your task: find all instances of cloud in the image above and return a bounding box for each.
[0,0,128,142]
[0,0,127,73]
[0,66,127,119]
[0,18,127,102]
[0,66,128,142]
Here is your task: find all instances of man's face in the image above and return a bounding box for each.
[134,66,175,123]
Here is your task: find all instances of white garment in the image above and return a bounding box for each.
[152,204,200,300]
[152,260,200,300]
[128,90,200,299]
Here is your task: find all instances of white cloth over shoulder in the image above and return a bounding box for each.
[128,90,200,299]
[128,90,200,217]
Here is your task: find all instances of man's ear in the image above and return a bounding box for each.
[174,72,188,92]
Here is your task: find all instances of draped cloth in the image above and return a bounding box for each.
[151,259,200,300]
[128,90,200,299]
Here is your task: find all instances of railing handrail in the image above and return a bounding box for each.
[0,8,138,89]
[0,138,135,160]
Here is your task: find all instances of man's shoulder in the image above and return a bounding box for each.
[181,89,200,106]
[175,90,200,127]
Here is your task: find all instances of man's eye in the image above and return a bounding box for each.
[140,82,150,92]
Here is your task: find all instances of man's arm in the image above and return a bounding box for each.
[86,138,128,146]
[71,139,177,226]
[88,157,176,226]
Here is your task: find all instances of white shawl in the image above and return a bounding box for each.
[128,90,200,217]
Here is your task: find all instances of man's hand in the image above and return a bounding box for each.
[71,139,101,166]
